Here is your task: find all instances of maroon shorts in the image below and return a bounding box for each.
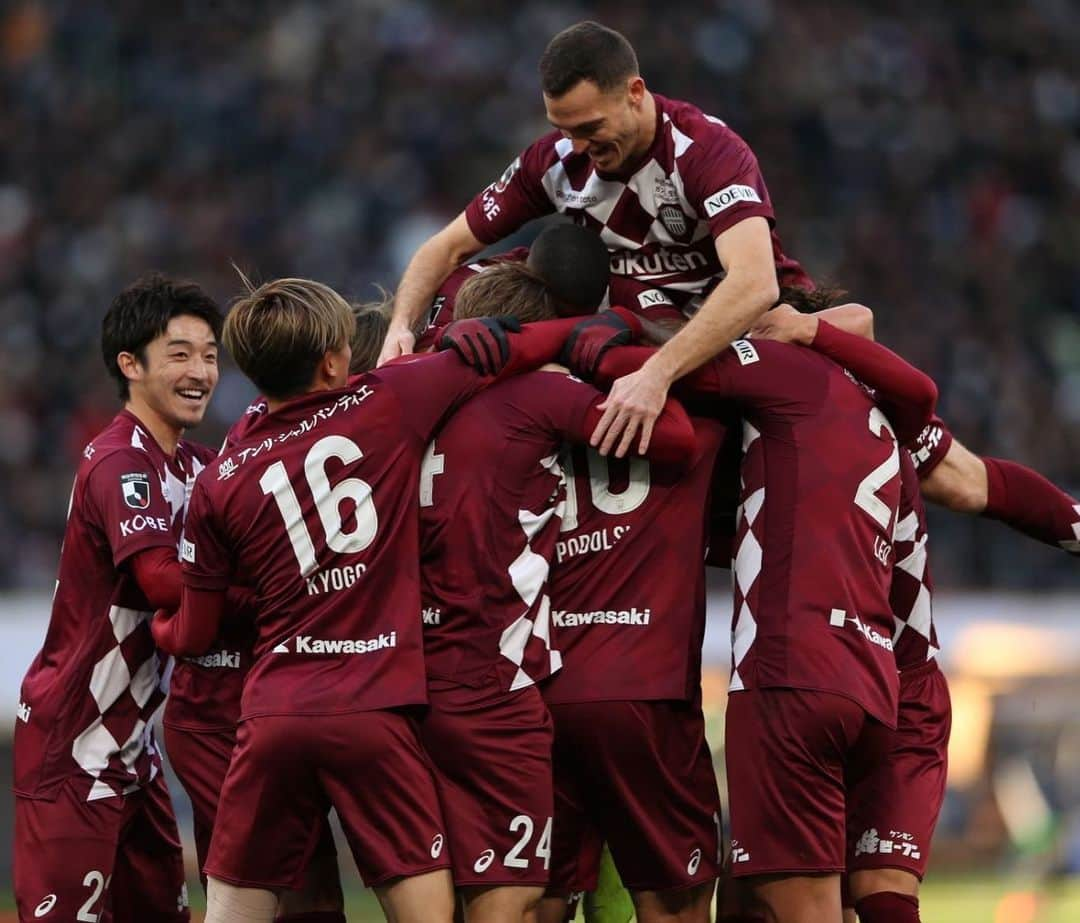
[14,771,189,922]
[546,700,722,894]
[846,661,951,879]
[205,709,448,890]
[726,687,892,878]
[419,681,554,887]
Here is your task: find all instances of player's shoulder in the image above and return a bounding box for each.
[79,413,160,479]
[179,438,218,468]
[659,94,748,151]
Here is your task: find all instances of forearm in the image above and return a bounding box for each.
[812,303,874,340]
[390,216,483,335]
[643,270,777,384]
[130,547,182,610]
[152,584,226,656]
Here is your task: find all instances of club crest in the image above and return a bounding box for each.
[121,473,151,510]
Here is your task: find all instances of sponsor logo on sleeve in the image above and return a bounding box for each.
[703,184,762,217]
[119,515,169,537]
[731,340,759,366]
[494,157,521,194]
[120,473,151,510]
[180,538,196,564]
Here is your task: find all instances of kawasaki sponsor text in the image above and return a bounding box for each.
[552,607,651,628]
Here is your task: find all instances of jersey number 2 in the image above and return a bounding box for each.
[259,435,378,576]
[854,407,900,530]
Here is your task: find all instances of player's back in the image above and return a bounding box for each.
[187,373,433,720]
[730,341,903,726]
[543,419,728,704]
[420,369,603,692]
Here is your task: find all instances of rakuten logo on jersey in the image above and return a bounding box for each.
[272,632,397,655]
[829,608,894,652]
[185,650,241,669]
[552,607,651,628]
[609,248,709,278]
[119,514,169,537]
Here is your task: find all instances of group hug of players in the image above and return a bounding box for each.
[13,19,1080,923]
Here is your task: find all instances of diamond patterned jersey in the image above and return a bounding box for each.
[464,94,812,319]
[890,452,940,671]
[14,411,213,801]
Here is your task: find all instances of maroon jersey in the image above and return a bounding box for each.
[905,414,952,478]
[465,94,813,320]
[163,406,264,732]
[890,452,940,672]
[15,411,212,801]
[180,353,491,720]
[542,419,728,704]
[420,371,604,692]
[419,247,532,348]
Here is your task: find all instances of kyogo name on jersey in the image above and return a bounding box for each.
[274,632,397,655]
[552,607,651,628]
[305,563,368,595]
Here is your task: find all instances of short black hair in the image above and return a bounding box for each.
[539,21,639,98]
[527,223,611,315]
[101,272,223,400]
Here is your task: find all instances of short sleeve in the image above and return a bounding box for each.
[680,123,775,239]
[85,449,177,567]
[180,477,233,591]
[464,137,559,244]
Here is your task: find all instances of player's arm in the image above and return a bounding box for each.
[750,301,875,341]
[151,587,226,657]
[589,216,780,455]
[380,212,486,365]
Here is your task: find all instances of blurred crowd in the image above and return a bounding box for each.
[2,0,1079,589]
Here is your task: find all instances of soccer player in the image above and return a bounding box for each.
[380,20,812,454]
[418,222,611,347]
[13,274,222,923]
[151,278,588,923]
[417,262,695,923]
[568,313,938,923]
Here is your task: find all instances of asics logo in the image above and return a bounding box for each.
[34,894,57,917]
[473,849,496,873]
[430,834,444,859]
[686,848,702,876]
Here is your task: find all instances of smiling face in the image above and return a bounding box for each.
[544,76,652,173]
[121,314,219,434]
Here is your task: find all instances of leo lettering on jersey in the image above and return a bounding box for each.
[278,632,397,655]
[703,184,762,217]
[555,526,630,563]
[304,563,368,596]
[119,515,169,537]
[551,607,651,628]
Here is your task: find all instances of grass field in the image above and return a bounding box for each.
[3,875,1079,921]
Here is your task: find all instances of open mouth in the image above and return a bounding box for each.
[176,388,207,406]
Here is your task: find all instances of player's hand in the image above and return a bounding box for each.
[560,309,639,380]
[377,325,416,367]
[591,360,671,458]
[436,316,522,375]
[746,304,818,345]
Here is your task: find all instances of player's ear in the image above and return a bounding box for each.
[626,76,646,107]
[115,350,143,386]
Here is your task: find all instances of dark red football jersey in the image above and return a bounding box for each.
[890,452,940,672]
[180,353,493,720]
[542,418,729,705]
[419,370,606,692]
[15,411,213,801]
[163,405,264,732]
[905,414,953,479]
[598,337,922,727]
[465,94,813,321]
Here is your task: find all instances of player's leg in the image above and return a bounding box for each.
[417,683,555,922]
[13,779,124,923]
[726,688,884,923]
[845,663,950,923]
[203,716,334,922]
[551,700,721,923]
[536,702,605,923]
[276,829,345,920]
[163,723,234,886]
[108,767,190,921]
[205,878,277,923]
[315,708,453,923]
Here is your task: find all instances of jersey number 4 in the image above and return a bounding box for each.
[259,435,379,576]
